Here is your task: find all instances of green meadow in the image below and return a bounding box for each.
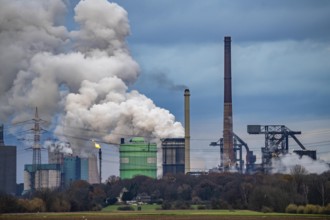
[1,204,328,220]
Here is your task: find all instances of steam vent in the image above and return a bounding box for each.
[119,137,157,179]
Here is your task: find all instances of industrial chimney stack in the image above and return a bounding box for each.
[184,89,190,173]
[223,36,235,168]
[0,125,4,145]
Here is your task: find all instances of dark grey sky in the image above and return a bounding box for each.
[110,0,330,169]
[116,0,330,44]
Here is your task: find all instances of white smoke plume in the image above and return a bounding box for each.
[44,140,73,155]
[0,0,184,156]
[271,153,329,174]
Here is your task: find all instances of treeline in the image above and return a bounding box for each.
[1,167,330,213]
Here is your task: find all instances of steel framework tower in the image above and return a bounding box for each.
[32,107,42,189]
[20,107,45,190]
[247,125,309,173]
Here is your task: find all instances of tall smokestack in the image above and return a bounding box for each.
[184,89,190,173]
[223,36,235,168]
[0,125,4,145]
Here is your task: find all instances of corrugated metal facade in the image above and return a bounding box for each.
[120,137,157,179]
[162,138,185,176]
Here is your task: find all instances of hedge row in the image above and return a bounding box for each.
[285,203,330,214]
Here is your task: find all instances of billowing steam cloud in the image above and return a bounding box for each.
[44,140,73,155]
[272,153,329,174]
[0,0,183,155]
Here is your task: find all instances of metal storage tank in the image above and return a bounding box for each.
[162,138,185,176]
[119,137,157,179]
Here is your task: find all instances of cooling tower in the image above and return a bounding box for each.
[223,36,235,168]
[88,155,100,184]
[184,89,190,173]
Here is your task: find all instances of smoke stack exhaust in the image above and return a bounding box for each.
[184,89,190,173]
[223,36,234,168]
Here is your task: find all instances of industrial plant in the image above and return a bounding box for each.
[23,135,100,193]
[0,36,328,196]
[209,36,320,174]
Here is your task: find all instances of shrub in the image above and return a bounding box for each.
[285,204,298,213]
[197,205,206,210]
[315,205,322,214]
[49,197,71,212]
[261,206,273,213]
[322,203,330,215]
[210,199,229,210]
[174,200,191,210]
[297,205,305,214]
[91,204,103,211]
[191,196,201,205]
[318,206,325,214]
[161,200,172,210]
[18,198,46,212]
[0,194,22,213]
[117,205,134,211]
[304,204,318,214]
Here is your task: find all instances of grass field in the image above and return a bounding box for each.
[1,205,329,220]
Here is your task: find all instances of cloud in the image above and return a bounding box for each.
[114,0,330,44]
[0,0,184,157]
[234,40,330,96]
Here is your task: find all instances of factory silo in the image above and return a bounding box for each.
[119,137,157,179]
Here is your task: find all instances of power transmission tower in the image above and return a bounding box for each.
[32,107,42,189]
[17,107,46,191]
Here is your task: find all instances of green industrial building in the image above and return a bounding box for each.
[119,137,157,179]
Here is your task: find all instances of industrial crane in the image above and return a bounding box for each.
[247,125,314,173]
